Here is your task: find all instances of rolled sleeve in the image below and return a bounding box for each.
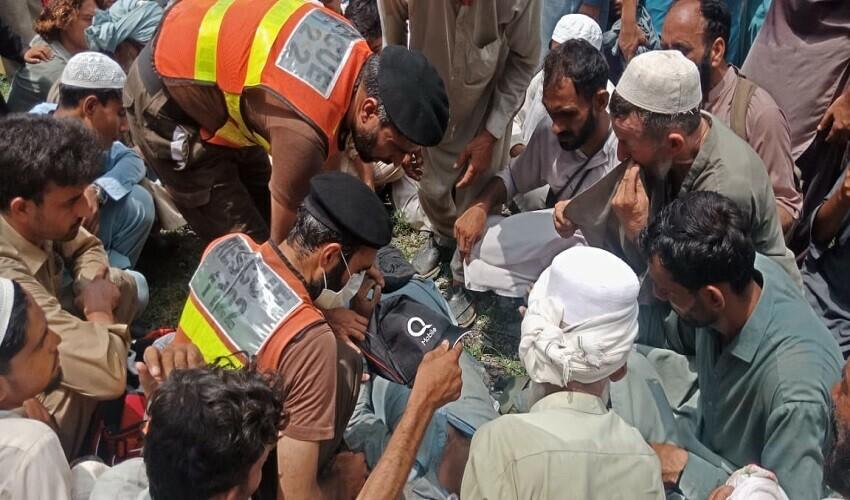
[484,0,541,139]
[95,142,147,202]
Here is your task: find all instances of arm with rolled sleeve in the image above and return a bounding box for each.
[94,142,147,203]
[483,0,541,140]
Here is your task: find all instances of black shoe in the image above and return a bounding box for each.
[448,285,477,328]
[412,236,443,279]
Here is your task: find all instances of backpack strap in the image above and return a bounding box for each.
[730,67,758,141]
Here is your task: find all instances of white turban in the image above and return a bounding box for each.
[0,277,15,346]
[519,247,639,386]
[551,14,603,50]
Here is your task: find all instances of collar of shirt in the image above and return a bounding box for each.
[706,67,739,112]
[529,391,609,415]
[0,216,51,276]
[709,269,772,364]
[679,111,717,196]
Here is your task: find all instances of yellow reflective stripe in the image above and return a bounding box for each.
[245,0,303,86]
[220,92,271,150]
[178,297,244,367]
[194,0,236,82]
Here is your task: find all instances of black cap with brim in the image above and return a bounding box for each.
[304,172,392,248]
[378,45,449,147]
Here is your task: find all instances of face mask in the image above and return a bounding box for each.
[314,252,366,310]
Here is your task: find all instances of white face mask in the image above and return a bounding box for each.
[314,251,365,310]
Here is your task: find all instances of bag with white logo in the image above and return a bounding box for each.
[359,294,464,386]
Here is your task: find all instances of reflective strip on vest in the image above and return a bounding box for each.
[194,0,237,82]
[246,0,302,86]
[180,235,303,363]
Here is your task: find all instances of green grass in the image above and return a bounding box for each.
[136,213,523,381]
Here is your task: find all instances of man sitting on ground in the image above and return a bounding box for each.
[461,246,664,499]
[613,191,841,499]
[0,115,146,458]
[661,0,801,234]
[32,52,155,271]
[453,39,618,302]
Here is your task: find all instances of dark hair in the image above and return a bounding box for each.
[346,0,381,41]
[688,0,731,48]
[58,84,122,109]
[0,281,28,376]
[638,191,755,293]
[0,115,103,209]
[144,365,286,500]
[542,38,609,102]
[356,54,390,125]
[285,205,360,260]
[826,421,850,498]
[609,91,702,141]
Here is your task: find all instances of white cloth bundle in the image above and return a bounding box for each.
[519,247,639,385]
[726,465,789,500]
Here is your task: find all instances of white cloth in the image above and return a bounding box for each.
[60,52,126,89]
[726,465,790,500]
[0,277,13,346]
[551,14,602,48]
[615,50,701,114]
[0,412,73,500]
[519,247,639,385]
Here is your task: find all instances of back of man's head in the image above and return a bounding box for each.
[144,365,285,500]
[0,115,102,211]
[543,38,609,101]
[346,0,381,47]
[639,191,755,293]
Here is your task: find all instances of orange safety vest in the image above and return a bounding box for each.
[153,0,372,151]
[175,234,324,371]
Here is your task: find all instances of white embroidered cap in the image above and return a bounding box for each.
[615,50,702,114]
[60,52,126,90]
[552,14,603,50]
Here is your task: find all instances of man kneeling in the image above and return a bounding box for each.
[461,246,664,499]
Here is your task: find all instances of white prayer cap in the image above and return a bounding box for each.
[0,277,15,347]
[60,52,126,90]
[614,50,702,114]
[519,247,639,385]
[551,14,603,50]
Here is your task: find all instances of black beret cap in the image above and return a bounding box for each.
[378,45,449,147]
[304,172,392,248]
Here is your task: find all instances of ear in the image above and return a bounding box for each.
[702,285,726,311]
[82,95,100,118]
[709,37,726,69]
[666,131,687,155]
[8,197,34,219]
[359,97,379,125]
[317,242,343,270]
[609,364,628,382]
[594,89,609,113]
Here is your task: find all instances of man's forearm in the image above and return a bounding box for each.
[812,190,850,245]
[356,394,436,500]
[472,177,509,214]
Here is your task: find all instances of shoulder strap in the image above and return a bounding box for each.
[730,68,758,141]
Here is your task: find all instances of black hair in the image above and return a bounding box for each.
[346,0,381,41]
[0,115,103,209]
[57,84,122,110]
[356,54,390,125]
[688,0,731,48]
[144,365,286,500]
[638,191,755,293]
[285,205,360,260]
[542,38,609,102]
[609,91,702,141]
[0,281,29,375]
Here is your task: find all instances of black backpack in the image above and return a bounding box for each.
[358,294,464,386]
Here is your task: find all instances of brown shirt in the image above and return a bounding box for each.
[163,84,329,213]
[705,68,802,219]
[276,321,338,442]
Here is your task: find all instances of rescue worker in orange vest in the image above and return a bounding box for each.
[124,0,448,244]
[172,172,405,499]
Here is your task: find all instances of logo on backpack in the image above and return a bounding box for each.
[407,317,432,337]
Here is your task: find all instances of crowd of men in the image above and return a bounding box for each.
[0,0,849,498]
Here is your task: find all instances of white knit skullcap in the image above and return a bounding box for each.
[520,247,640,385]
[60,52,126,90]
[615,50,702,114]
[552,14,603,50]
[0,278,15,347]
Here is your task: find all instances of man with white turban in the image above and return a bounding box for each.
[460,246,664,500]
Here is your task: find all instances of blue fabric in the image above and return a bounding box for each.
[86,0,163,53]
